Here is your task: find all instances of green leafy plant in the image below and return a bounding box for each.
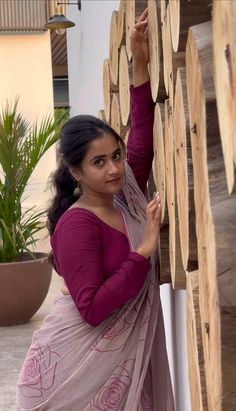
[0,99,68,263]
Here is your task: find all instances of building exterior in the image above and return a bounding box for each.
[0,0,69,251]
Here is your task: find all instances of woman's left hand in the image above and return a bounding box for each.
[130,8,149,65]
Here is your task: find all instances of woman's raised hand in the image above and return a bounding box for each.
[131,8,149,86]
[130,8,149,65]
[136,192,162,259]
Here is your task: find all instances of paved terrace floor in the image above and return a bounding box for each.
[0,271,62,411]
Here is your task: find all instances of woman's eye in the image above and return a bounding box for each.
[94,159,104,166]
[113,152,121,161]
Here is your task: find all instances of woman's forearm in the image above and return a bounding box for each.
[127,81,155,192]
[132,59,149,87]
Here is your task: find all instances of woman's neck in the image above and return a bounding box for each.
[78,192,114,210]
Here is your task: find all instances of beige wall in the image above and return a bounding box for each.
[0,32,53,120]
[0,31,55,251]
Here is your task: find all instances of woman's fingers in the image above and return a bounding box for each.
[147,199,162,221]
[137,7,148,23]
[154,203,162,219]
[134,20,148,29]
[132,20,148,37]
[148,199,161,211]
[134,20,148,28]
[147,204,159,217]
[147,193,161,207]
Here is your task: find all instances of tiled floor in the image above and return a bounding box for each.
[0,271,62,411]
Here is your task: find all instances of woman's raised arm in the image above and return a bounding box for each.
[127,8,155,193]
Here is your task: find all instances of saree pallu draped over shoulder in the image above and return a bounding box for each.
[16,163,175,411]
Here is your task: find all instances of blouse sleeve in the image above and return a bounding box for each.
[51,211,151,327]
[127,81,155,193]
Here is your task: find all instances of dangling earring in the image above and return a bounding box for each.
[73,181,82,196]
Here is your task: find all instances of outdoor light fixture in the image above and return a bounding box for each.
[57,1,81,10]
[45,1,81,35]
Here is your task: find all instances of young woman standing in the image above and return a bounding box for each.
[16,9,175,411]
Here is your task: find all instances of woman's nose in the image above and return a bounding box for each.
[107,160,119,174]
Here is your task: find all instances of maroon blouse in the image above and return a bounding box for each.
[51,81,155,326]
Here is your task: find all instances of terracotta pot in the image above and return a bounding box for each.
[0,252,52,326]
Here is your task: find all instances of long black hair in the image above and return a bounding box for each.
[47,115,125,235]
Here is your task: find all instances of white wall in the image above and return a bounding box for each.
[66,1,191,410]
[67,0,120,117]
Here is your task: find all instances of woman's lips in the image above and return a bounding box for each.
[106,177,121,183]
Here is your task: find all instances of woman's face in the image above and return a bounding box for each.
[73,133,125,197]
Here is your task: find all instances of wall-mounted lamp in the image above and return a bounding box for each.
[57,1,81,10]
[45,1,81,35]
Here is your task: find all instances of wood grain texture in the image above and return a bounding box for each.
[186,270,208,411]
[117,0,126,48]
[164,99,186,289]
[163,5,185,108]
[119,46,131,126]
[174,67,197,271]
[103,59,119,122]
[153,103,166,223]
[110,93,130,139]
[126,0,148,61]
[212,0,236,194]
[169,0,212,52]
[109,11,119,85]
[186,21,236,410]
[148,0,166,101]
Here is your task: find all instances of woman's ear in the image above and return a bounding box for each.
[68,167,82,182]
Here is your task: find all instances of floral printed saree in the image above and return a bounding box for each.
[16,163,175,411]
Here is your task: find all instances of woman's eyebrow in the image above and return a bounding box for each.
[91,154,106,160]
[91,148,121,161]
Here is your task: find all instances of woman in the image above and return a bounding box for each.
[16,9,175,411]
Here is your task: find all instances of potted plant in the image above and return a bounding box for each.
[0,100,68,326]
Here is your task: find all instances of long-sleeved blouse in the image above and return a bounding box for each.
[51,81,155,326]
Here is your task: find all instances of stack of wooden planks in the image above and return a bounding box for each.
[99,2,236,409]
